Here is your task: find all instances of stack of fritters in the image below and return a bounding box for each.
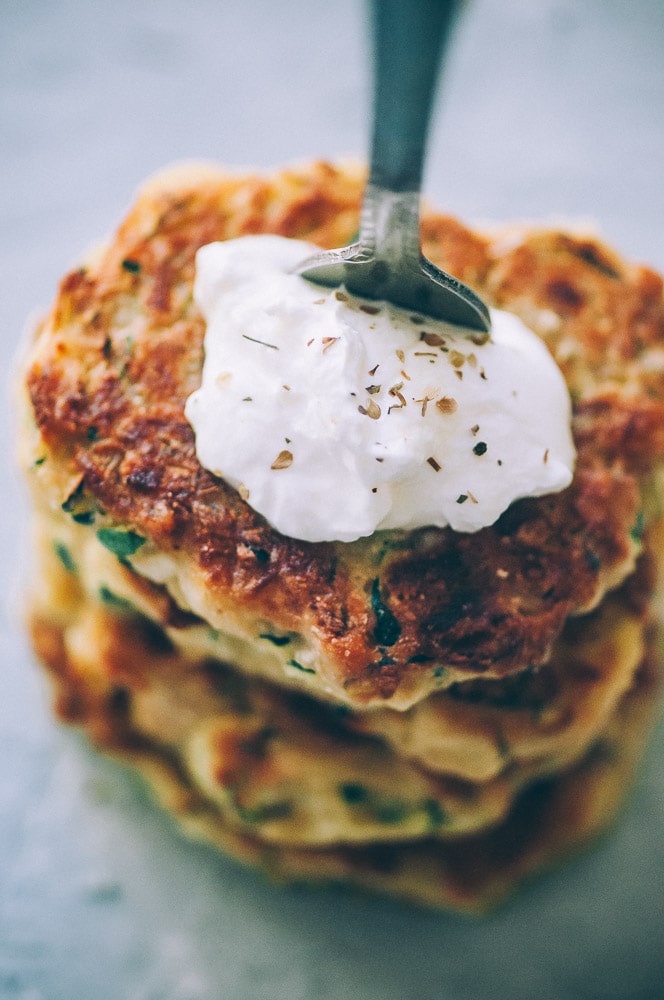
[19,162,664,912]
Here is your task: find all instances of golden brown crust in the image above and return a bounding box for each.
[24,161,664,705]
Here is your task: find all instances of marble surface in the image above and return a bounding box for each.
[2,1,664,997]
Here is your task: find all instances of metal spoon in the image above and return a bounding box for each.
[295,0,491,333]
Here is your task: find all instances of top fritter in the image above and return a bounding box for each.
[23,161,664,709]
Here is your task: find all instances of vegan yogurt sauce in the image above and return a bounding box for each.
[185,235,575,543]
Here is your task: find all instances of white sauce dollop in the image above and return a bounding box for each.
[185,235,575,542]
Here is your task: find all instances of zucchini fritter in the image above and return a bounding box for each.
[22,161,664,708]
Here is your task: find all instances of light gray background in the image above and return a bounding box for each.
[2,2,664,998]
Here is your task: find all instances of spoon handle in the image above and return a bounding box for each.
[369,0,460,193]
[361,0,460,263]
[295,0,490,330]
